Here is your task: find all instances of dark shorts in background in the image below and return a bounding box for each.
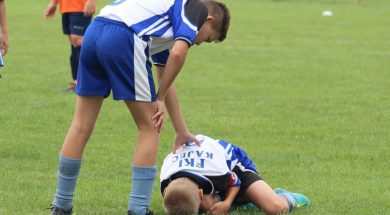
[151,49,170,67]
[62,12,92,36]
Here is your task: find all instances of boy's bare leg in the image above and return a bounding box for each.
[69,34,83,47]
[125,101,160,215]
[243,180,289,215]
[61,95,104,158]
[52,95,104,212]
[125,101,160,166]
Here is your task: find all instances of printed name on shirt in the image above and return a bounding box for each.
[172,150,214,168]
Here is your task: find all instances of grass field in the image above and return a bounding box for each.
[1,0,389,214]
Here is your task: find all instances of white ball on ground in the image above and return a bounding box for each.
[322,10,333,17]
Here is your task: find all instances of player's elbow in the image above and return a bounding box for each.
[169,40,189,63]
[168,50,186,65]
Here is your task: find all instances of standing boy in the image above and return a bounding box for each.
[49,0,230,215]
[0,0,8,56]
[44,0,97,91]
[161,134,311,215]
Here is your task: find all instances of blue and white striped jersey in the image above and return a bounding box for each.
[99,0,208,50]
[160,134,257,195]
[217,139,257,174]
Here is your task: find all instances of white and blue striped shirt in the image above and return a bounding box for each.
[99,0,208,51]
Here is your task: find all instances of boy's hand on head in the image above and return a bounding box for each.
[152,99,165,133]
[172,132,200,153]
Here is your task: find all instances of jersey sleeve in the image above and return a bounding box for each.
[229,171,241,187]
[217,139,258,173]
[217,139,235,170]
[170,0,208,46]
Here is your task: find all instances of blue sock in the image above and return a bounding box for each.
[275,189,297,211]
[52,155,82,211]
[128,166,157,215]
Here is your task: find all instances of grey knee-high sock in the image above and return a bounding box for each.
[277,192,297,212]
[128,166,157,215]
[52,155,82,211]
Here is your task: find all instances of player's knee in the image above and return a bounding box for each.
[133,117,157,132]
[70,122,93,137]
[262,200,289,215]
[137,124,155,132]
[70,35,83,47]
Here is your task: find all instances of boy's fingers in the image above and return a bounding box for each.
[84,10,95,16]
[157,117,164,132]
[187,134,200,147]
[172,141,183,154]
[151,111,161,120]
[158,118,165,132]
[153,113,164,130]
[172,145,178,154]
[193,137,201,146]
[45,12,55,19]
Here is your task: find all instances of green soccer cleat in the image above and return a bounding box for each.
[244,202,257,209]
[291,192,311,208]
[274,188,311,208]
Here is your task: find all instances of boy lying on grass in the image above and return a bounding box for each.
[160,134,311,214]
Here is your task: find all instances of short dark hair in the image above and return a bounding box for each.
[203,0,230,41]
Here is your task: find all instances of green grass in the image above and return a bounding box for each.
[1,0,389,214]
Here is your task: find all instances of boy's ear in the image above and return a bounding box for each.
[206,15,214,23]
[198,189,204,200]
[163,188,167,196]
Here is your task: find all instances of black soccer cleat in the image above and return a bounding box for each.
[128,208,154,215]
[50,207,73,215]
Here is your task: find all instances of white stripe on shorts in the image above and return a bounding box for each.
[133,35,152,101]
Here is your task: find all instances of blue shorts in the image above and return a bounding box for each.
[75,17,156,101]
[62,12,92,36]
[151,49,169,67]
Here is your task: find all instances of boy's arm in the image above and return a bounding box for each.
[156,40,188,101]
[84,0,97,17]
[156,65,200,152]
[44,0,58,19]
[210,171,241,214]
[152,40,188,134]
[0,0,8,56]
[210,186,240,215]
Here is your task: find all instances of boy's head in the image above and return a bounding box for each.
[163,177,203,215]
[195,0,230,45]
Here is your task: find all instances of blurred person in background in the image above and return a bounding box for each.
[44,0,97,91]
[0,0,8,57]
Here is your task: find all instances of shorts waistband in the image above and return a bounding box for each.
[94,16,130,28]
[94,17,150,42]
